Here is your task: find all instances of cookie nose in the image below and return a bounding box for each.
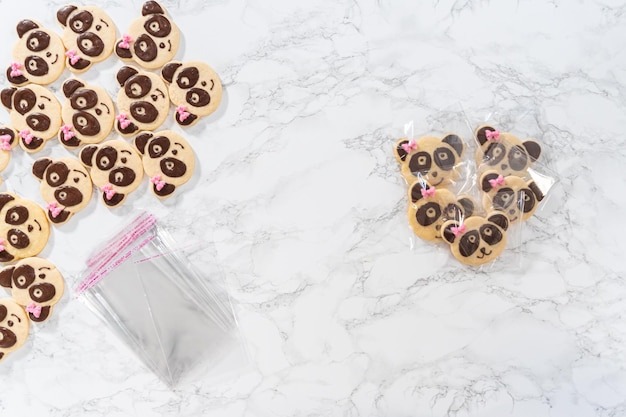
[159,42,165,49]
[46,52,51,58]
[480,247,488,254]
[431,171,438,178]
[509,209,516,215]
[501,164,508,170]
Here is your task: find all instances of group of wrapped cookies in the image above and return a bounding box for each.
[394,125,544,266]
[0,2,223,363]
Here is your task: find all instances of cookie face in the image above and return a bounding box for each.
[1,85,62,153]
[115,66,169,136]
[6,19,66,86]
[475,125,542,178]
[0,126,19,173]
[394,134,465,187]
[32,157,93,225]
[0,258,64,323]
[80,140,144,207]
[442,213,509,266]
[134,130,195,198]
[59,79,115,148]
[0,193,50,263]
[479,171,544,223]
[0,298,29,361]
[115,1,180,69]
[407,181,474,241]
[161,61,223,127]
[56,5,117,73]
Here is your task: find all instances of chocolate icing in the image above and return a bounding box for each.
[77,32,104,57]
[16,20,39,38]
[177,67,199,89]
[433,147,454,171]
[103,192,124,206]
[54,186,83,207]
[144,15,171,37]
[186,88,210,107]
[148,136,169,158]
[29,282,56,303]
[117,119,138,134]
[8,229,29,249]
[441,134,463,156]
[28,305,50,322]
[508,145,528,171]
[5,68,28,86]
[26,30,51,52]
[124,75,151,98]
[416,202,441,227]
[108,167,136,187]
[154,182,175,197]
[69,10,93,34]
[70,90,98,110]
[0,327,17,348]
[13,88,36,115]
[69,57,90,71]
[0,251,15,263]
[46,162,69,187]
[57,5,78,26]
[21,136,44,150]
[26,113,51,132]
[117,66,139,87]
[175,110,197,126]
[13,265,34,289]
[59,131,81,147]
[160,158,186,178]
[459,231,480,257]
[480,224,503,246]
[62,79,84,98]
[134,34,157,62]
[130,101,158,123]
[142,1,165,16]
[408,152,431,175]
[0,128,15,145]
[25,56,49,76]
[95,146,117,170]
[492,187,514,210]
[5,206,28,225]
[48,209,70,224]
[161,62,181,83]
[115,42,133,59]
[73,112,101,136]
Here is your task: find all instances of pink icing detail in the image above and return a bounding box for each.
[119,34,132,49]
[19,129,34,145]
[26,302,42,319]
[10,62,22,77]
[46,202,62,218]
[176,105,190,122]
[150,175,165,191]
[451,224,466,237]
[0,238,5,252]
[420,186,436,198]
[101,184,116,200]
[60,124,75,141]
[401,139,418,153]
[485,129,500,141]
[65,49,80,65]
[116,114,131,129]
[0,134,12,151]
[488,175,505,189]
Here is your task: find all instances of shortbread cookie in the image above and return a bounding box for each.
[0,193,50,263]
[59,78,115,148]
[161,61,223,126]
[115,66,169,136]
[32,157,93,225]
[79,140,144,207]
[0,258,64,323]
[394,134,465,187]
[479,170,544,223]
[115,1,180,69]
[1,85,62,153]
[56,5,117,73]
[0,126,19,173]
[474,125,541,178]
[6,19,66,86]
[134,130,195,198]
[0,298,29,362]
[407,181,474,241]
[442,213,509,266]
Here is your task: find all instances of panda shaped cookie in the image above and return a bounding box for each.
[0,193,50,263]
[0,258,64,323]
[474,125,542,178]
[115,1,180,70]
[161,61,223,127]
[441,213,509,266]
[479,170,544,223]
[115,66,169,136]
[407,181,475,241]
[32,157,93,225]
[1,85,62,153]
[394,134,465,188]
[79,140,144,207]
[0,126,19,174]
[133,130,195,199]
[59,78,115,148]
[0,298,29,362]
[56,5,117,73]
[6,19,66,86]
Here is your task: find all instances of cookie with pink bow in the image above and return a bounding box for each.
[442,213,509,266]
[474,125,542,178]
[479,170,544,223]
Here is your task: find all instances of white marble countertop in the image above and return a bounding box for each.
[1,0,625,416]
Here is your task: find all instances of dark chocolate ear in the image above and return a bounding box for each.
[394,139,410,162]
[523,140,541,162]
[528,181,544,202]
[475,125,496,146]
[57,5,77,26]
[116,66,139,87]
[1,88,16,110]
[134,132,153,155]
[442,221,458,244]
[0,266,14,288]
[29,305,51,322]
[0,194,15,212]
[115,41,133,59]
[142,1,165,15]
[16,19,39,38]
[80,145,98,167]
[68,57,90,71]
[480,171,501,192]
[488,213,509,232]
[5,67,28,86]
[32,158,52,180]
[458,197,474,218]
[442,134,464,157]
[409,181,430,203]
[161,62,182,83]
[154,182,175,197]
[62,79,85,98]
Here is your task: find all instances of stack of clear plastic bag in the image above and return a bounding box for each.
[75,212,243,388]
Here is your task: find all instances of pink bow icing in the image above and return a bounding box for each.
[451,224,466,237]
[46,202,63,218]
[488,175,505,189]
[60,124,75,141]
[119,34,132,49]
[26,302,42,319]
[176,105,191,122]
[101,184,116,200]
[116,114,131,129]
[401,139,418,153]
[0,238,5,252]
[19,129,34,145]
[150,175,165,191]
[0,134,12,151]
[485,129,500,141]
[420,186,436,198]
[10,62,22,77]
[65,49,80,65]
